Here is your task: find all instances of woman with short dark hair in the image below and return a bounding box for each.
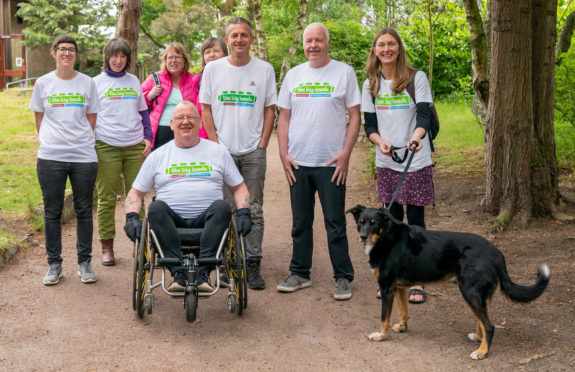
[30,35,100,285]
[193,37,228,139]
[92,37,152,266]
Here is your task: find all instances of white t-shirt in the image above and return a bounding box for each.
[132,139,244,218]
[93,72,148,147]
[199,57,277,155]
[277,60,361,167]
[29,71,100,162]
[361,71,433,172]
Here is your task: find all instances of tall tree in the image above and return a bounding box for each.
[115,0,143,74]
[279,0,308,84]
[462,0,489,115]
[485,0,558,229]
[16,0,114,52]
[247,0,269,60]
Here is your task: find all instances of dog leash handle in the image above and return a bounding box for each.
[387,149,416,209]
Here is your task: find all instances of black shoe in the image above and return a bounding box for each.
[247,259,266,290]
[197,271,214,292]
[168,272,187,293]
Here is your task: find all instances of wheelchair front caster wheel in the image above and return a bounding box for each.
[184,287,198,322]
[145,294,153,314]
[228,293,237,313]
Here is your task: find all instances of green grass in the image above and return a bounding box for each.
[0,89,43,233]
[432,101,485,174]
[555,119,575,173]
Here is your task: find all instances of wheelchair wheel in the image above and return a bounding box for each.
[135,217,150,319]
[184,286,198,322]
[224,219,247,316]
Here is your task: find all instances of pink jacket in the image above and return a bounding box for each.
[191,71,208,139]
[142,71,199,146]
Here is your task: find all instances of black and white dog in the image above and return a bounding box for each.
[346,205,550,360]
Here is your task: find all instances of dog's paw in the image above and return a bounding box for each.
[367,332,386,342]
[392,323,407,333]
[468,333,482,342]
[469,350,487,360]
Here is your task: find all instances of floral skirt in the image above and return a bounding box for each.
[376,166,434,206]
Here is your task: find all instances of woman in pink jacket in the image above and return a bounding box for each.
[142,42,198,149]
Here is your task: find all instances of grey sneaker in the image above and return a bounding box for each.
[77,261,97,283]
[277,275,311,293]
[334,278,352,300]
[43,263,63,285]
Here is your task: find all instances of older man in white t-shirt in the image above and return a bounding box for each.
[276,23,361,300]
[123,101,252,293]
[199,17,277,290]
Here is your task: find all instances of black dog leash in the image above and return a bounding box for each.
[387,144,417,209]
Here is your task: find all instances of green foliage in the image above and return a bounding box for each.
[16,0,115,53]
[402,2,473,99]
[324,20,372,85]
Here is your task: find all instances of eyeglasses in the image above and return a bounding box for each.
[172,115,200,123]
[56,47,77,54]
[166,56,184,61]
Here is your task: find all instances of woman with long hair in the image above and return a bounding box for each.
[361,28,435,304]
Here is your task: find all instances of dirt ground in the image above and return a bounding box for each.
[1,133,574,371]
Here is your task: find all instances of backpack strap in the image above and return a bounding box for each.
[148,71,160,112]
[152,71,160,86]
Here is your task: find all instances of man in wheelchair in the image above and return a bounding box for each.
[123,101,252,292]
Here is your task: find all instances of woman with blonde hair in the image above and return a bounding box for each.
[361,28,435,304]
[142,42,198,149]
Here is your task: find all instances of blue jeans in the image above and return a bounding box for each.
[288,166,354,281]
[37,159,98,265]
[223,147,266,260]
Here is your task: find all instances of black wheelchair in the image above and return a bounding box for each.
[132,216,247,322]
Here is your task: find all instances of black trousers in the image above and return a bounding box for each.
[288,166,354,281]
[147,199,231,276]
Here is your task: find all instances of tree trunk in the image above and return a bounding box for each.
[115,0,143,74]
[462,0,489,113]
[530,0,559,215]
[246,0,268,60]
[485,0,533,228]
[279,0,308,84]
[556,10,575,63]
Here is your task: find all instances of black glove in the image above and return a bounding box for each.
[124,212,142,242]
[236,208,252,236]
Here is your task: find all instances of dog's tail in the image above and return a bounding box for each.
[497,259,550,303]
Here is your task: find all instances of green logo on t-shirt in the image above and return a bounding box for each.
[48,93,85,106]
[218,91,257,107]
[375,92,411,108]
[104,87,138,98]
[165,162,213,177]
[292,82,334,97]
